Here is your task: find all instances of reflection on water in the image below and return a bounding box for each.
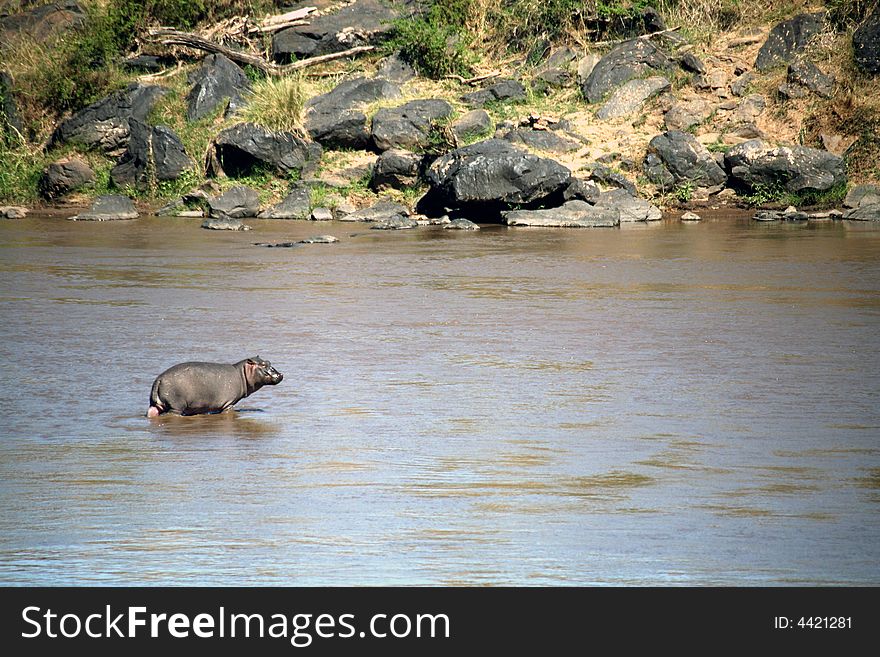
[1,213,879,585]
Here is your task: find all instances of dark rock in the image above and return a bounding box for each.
[371,215,418,230]
[376,53,416,83]
[39,157,95,199]
[186,54,251,121]
[451,109,493,143]
[753,210,783,221]
[208,122,321,178]
[563,178,602,204]
[461,79,526,107]
[445,217,480,230]
[304,76,400,149]
[642,6,666,34]
[844,184,880,208]
[787,60,835,98]
[503,200,620,227]
[340,200,410,223]
[419,139,571,216]
[371,148,423,190]
[643,152,675,188]
[51,83,167,154]
[371,99,455,151]
[201,214,251,230]
[587,163,638,197]
[208,186,260,219]
[854,7,880,74]
[272,0,399,62]
[777,82,808,99]
[258,183,311,219]
[0,70,23,138]
[122,55,173,73]
[111,120,194,190]
[0,0,85,44]
[755,13,824,71]
[70,195,138,221]
[501,128,580,153]
[581,39,672,103]
[596,76,670,120]
[646,130,727,187]
[843,205,880,221]
[679,52,706,74]
[724,139,846,194]
[594,188,662,222]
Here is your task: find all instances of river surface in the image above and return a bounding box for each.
[1,212,879,585]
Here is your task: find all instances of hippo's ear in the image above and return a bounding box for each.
[246,356,261,364]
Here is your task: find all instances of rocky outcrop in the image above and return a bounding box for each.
[272,0,398,61]
[186,54,251,121]
[304,76,400,149]
[51,83,167,154]
[418,139,571,217]
[581,39,672,103]
[208,122,321,178]
[461,79,526,107]
[503,200,620,227]
[563,178,601,204]
[586,163,638,197]
[70,195,138,221]
[596,76,670,120]
[208,186,260,218]
[39,157,95,199]
[724,139,846,194]
[645,130,727,187]
[370,149,423,190]
[853,8,880,74]
[755,13,824,71]
[371,99,455,151]
[664,98,713,132]
[257,183,311,219]
[376,53,416,83]
[110,120,194,190]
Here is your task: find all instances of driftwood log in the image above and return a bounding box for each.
[147,28,374,76]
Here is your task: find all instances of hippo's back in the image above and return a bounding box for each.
[152,361,245,414]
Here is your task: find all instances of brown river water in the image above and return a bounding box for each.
[1,212,879,585]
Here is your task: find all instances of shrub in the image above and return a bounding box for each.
[388,16,474,79]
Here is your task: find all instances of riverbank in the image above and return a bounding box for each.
[1,1,879,226]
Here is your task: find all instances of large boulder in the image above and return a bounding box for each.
[501,128,581,153]
[596,76,670,120]
[370,148,423,190]
[755,13,824,71]
[451,109,493,143]
[69,195,138,221]
[853,7,880,74]
[39,157,95,199]
[208,122,322,178]
[594,188,662,222]
[843,184,880,220]
[208,186,260,218]
[645,130,727,187]
[418,139,571,216]
[258,183,311,219]
[724,139,846,193]
[304,76,400,149]
[51,83,167,154]
[503,200,620,227]
[272,0,399,62]
[371,99,455,151]
[110,120,194,190]
[186,54,251,121]
[581,38,672,103]
[339,200,410,223]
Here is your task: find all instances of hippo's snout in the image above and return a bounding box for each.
[266,366,283,385]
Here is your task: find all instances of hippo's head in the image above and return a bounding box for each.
[243,356,283,388]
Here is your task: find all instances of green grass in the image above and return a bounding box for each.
[234,74,307,137]
[740,180,849,208]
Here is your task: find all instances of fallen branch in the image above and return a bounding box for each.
[148,28,374,75]
[258,6,316,32]
[590,25,680,47]
[443,71,501,86]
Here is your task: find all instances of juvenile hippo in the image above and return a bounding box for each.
[147,357,283,417]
